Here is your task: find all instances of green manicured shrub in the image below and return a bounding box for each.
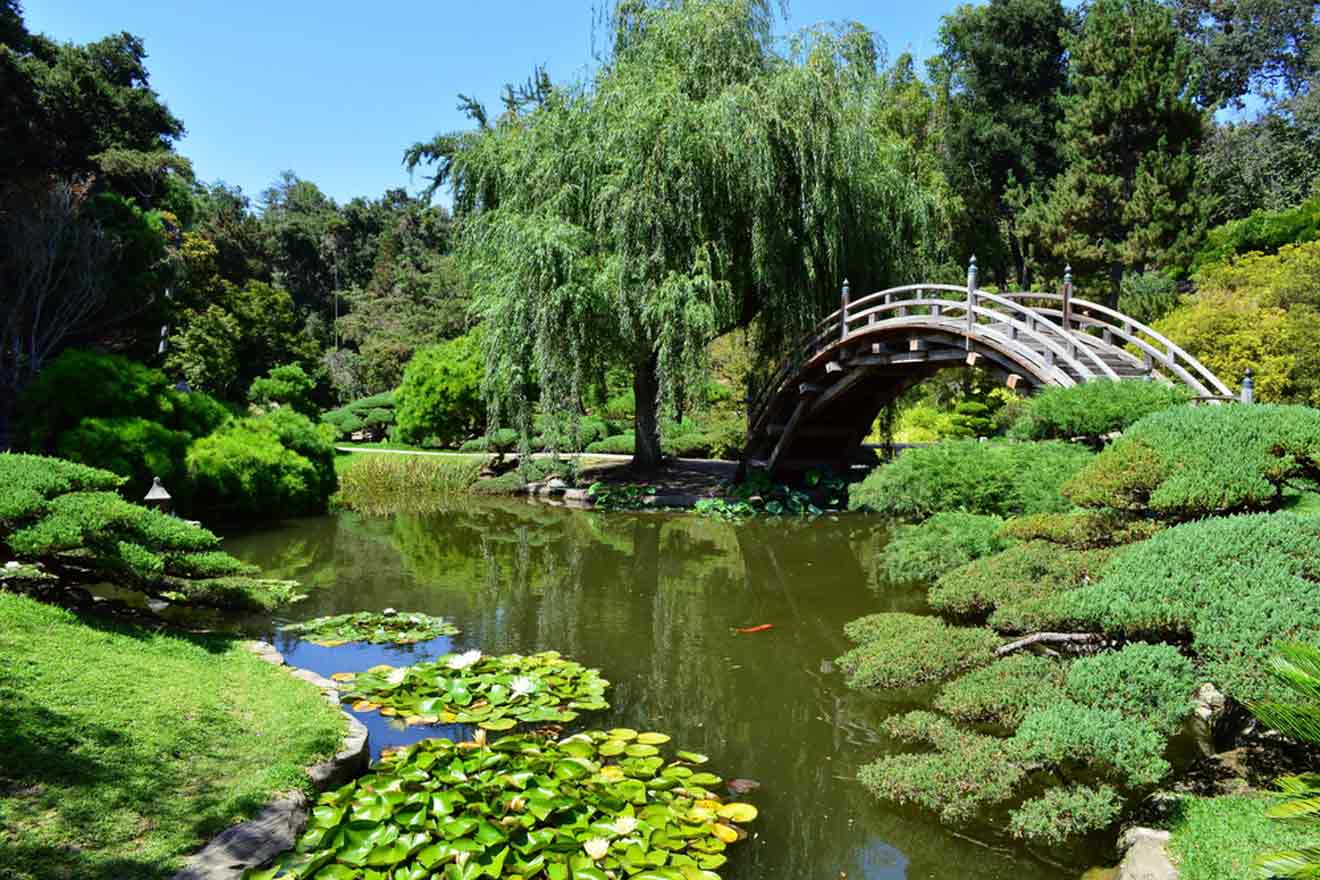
[1008,380,1190,444]
[586,433,635,455]
[1118,271,1180,324]
[1012,702,1171,787]
[1001,510,1163,549]
[1063,404,1320,519]
[1065,643,1196,735]
[1008,785,1122,845]
[248,363,317,416]
[15,349,230,494]
[186,410,337,518]
[323,391,397,441]
[934,654,1066,728]
[1066,512,1320,702]
[0,454,300,610]
[929,542,1114,633]
[837,613,1000,689]
[394,331,485,447]
[876,512,1009,584]
[849,440,1093,520]
[860,712,1026,823]
[458,427,520,454]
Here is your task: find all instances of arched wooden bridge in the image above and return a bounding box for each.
[743,261,1232,475]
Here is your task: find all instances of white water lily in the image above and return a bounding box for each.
[385,666,408,686]
[4,561,20,570]
[583,838,610,860]
[446,649,482,670]
[613,815,638,835]
[509,676,537,698]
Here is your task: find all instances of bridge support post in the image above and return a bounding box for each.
[1062,265,1074,332]
[1241,368,1255,404]
[840,279,850,342]
[965,256,977,347]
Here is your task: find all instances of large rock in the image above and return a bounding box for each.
[173,793,308,880]
[1116,827,1178,880]
[1189,682,1228,755]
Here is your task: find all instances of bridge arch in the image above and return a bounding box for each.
[743,267,1231,475]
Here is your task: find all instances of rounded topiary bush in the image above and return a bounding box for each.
[849,440,1094,520]
[1008,380,1190,444]
[394,332,485,448]
[1063,404,1320,519]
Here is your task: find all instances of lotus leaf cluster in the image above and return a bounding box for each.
[336,651,610,731]
[245,730,758,880]
[283,611,461,647]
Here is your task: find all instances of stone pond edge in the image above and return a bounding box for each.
[171,641,370,880]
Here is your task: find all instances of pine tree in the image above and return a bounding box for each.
[1024,0,1206,303]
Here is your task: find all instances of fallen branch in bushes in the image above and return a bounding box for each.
[996,632,1107,657]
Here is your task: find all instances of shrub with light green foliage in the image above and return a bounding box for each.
[1001,510,1163,549]
[1008,785,1122,845]
[1007,380,1190,444]
[1118,271,1180,324]
[186,409,337,518]
[587,433,635,455]
[928,541,1114,633]
[15,349,230,495]
[860,712,1027,823]
[248,364,318,416]
[394,331,485,447]
[1066,512,1320,702]
[0,454,301,610]
[849,439,1093,520]
[1063,404,1320,519]
[836,613,1000,689]
[323,391,397,441]
[1065,643,1196,735]
[875,512,1009,584]
[934,654,1066,728]
[1012,701,1171,787]
[1189,192,1320,276]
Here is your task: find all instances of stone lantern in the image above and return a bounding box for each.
[143,477,172,514]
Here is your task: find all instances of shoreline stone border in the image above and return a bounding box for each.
[172,641,370,880]
[522,480,706,510]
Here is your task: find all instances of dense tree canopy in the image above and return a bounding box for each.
[411,0,948,467]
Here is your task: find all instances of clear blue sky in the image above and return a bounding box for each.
[22,1,969,206]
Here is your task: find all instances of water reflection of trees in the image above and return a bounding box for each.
[223,505,1065,880]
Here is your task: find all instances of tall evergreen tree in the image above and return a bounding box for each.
[1024,0,1205,303]
[931,0,1074,288]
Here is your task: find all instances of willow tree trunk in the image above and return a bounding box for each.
[633,351,662,471]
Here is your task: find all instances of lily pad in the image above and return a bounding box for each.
[244,730,759,880]
[282,610,460,646]
[337,650,611,732]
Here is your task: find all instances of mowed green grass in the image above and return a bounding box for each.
[0,591,345,880]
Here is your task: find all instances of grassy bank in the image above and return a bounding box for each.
[1166,795,1312,880]
[0,592,345,880]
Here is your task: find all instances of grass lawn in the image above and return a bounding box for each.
[1166,794,1316,880]
[0,592,345,880]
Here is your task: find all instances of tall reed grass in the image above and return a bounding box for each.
[334,453,484,515]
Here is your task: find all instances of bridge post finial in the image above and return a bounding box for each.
[840,278,851,342]
[965,256,978,346]
[1062,264,1074,334]
[1241,368,1255,405]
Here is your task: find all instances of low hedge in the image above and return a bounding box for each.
[849,440,1093,520]
[836,613,1001,689]
[1008,380,1190,444]
[1063,404,1320,519]
[1065,511,1320,703]
[875,512,1009,584]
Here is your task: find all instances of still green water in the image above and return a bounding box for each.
[223,499,1074,880]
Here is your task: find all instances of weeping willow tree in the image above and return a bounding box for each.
[408,0,950,469]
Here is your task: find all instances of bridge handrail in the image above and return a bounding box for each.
[997,292,1232,397]
[846,286,1119,381]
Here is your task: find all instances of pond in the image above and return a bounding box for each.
[222,499,1076,880]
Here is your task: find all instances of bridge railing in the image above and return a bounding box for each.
[996,292,1231,397]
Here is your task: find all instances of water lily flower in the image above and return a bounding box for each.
[509,676,537,698]
[385,666,408,686]
[584,838,610,860]
[4,561,19,570]
[613,815,638,835]
[446,649,482,670]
